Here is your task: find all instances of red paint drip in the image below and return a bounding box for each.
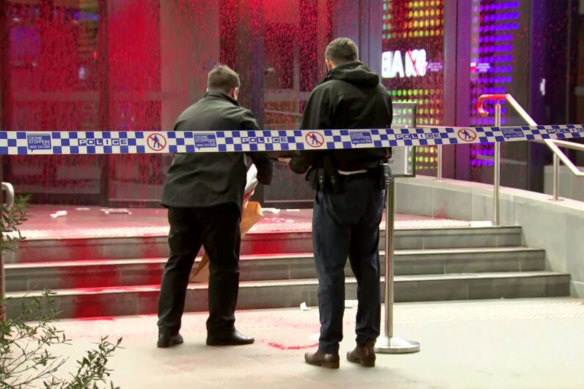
[267,342,319,350]
[75,316,116,322]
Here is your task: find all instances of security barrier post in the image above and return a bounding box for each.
[375,172,420,354]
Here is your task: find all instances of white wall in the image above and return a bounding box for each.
[543,165,584,202]
[396,176,584,297]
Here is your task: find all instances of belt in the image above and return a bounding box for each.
[337,169,368,176]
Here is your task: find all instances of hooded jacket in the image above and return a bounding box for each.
[161,90,272,209]
[289,61,392,174]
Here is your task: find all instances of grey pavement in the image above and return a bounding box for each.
[47,297,584,389]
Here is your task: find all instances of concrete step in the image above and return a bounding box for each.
[5,226,523,264]
[4,247,545,292]
[4,271,570,319]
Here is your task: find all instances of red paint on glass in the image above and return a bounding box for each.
[4,0,332,207]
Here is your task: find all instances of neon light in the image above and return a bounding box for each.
[470,0,522,167]
[382,0,445,172]
[382,49,428,78]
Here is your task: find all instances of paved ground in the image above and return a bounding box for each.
[45,297,584,389]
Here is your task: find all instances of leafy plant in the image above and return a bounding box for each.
[0,194,29,254]
[1,290,121,389]
[1,196,122,388]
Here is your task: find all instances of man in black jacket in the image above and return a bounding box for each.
[157,65,272,348]
[287,38,392,368]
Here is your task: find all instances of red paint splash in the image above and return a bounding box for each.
[3,0,332,207]
[266,341,319,350]
[75,316,116,322]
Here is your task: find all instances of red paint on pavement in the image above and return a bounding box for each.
[266,342,319,350]
[76,316,117,321]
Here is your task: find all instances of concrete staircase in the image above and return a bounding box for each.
[3,225,570,319]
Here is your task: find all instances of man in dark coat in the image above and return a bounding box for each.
[157,65,272,348]
[286,38,392,368]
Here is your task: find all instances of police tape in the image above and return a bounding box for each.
[1,125,583,156]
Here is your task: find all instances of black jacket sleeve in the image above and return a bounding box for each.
[241,109,273,185]
[289,86,331,174]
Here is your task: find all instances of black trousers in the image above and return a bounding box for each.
[312,174,383,353]
[157,203,241,336]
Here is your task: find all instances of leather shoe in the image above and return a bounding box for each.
[304,350,340,369]
[347,339,376,367]
[206,329,254,346]
[157,333,184,348]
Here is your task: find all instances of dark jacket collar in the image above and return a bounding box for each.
[204,90,240,106]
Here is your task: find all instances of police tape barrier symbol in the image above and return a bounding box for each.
[1,125,584,156]
[305,131,325,148]
[147,133,167,151]
[458,128,477,142]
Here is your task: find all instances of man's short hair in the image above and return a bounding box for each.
[325,38,359,65]
[207,65,240,93]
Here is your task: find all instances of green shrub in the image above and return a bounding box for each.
[1,196,122,388]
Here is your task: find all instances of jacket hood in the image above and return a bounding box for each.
[324,61,380,88]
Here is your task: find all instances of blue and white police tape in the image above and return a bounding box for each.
[1,125,583,156]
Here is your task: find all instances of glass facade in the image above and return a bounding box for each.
[0,0,579,205]
[381,0,445,176]
[3,1,105,203]
[2,0,167,205]
[0,0,331,206]
[468,0,531,188]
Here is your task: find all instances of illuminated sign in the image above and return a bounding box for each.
[381,49,428,78]
[470,62,491,74]
[382,0,445,172]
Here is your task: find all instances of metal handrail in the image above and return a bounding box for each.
[477,93,584,202]
[548,140,584,152]
[545,140,584,177]
[477,94,506,225]
[478,94,537,126]
[545,141,584,201]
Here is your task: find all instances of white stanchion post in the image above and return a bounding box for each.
[437,145,443,180]
[553,154,560,201]
[375,171,420,354]
[493,104,501,226]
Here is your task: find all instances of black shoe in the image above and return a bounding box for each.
[157,333,184,348]
[347,339,376,367]
[304,350,340,369]
[206,329,254,346]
